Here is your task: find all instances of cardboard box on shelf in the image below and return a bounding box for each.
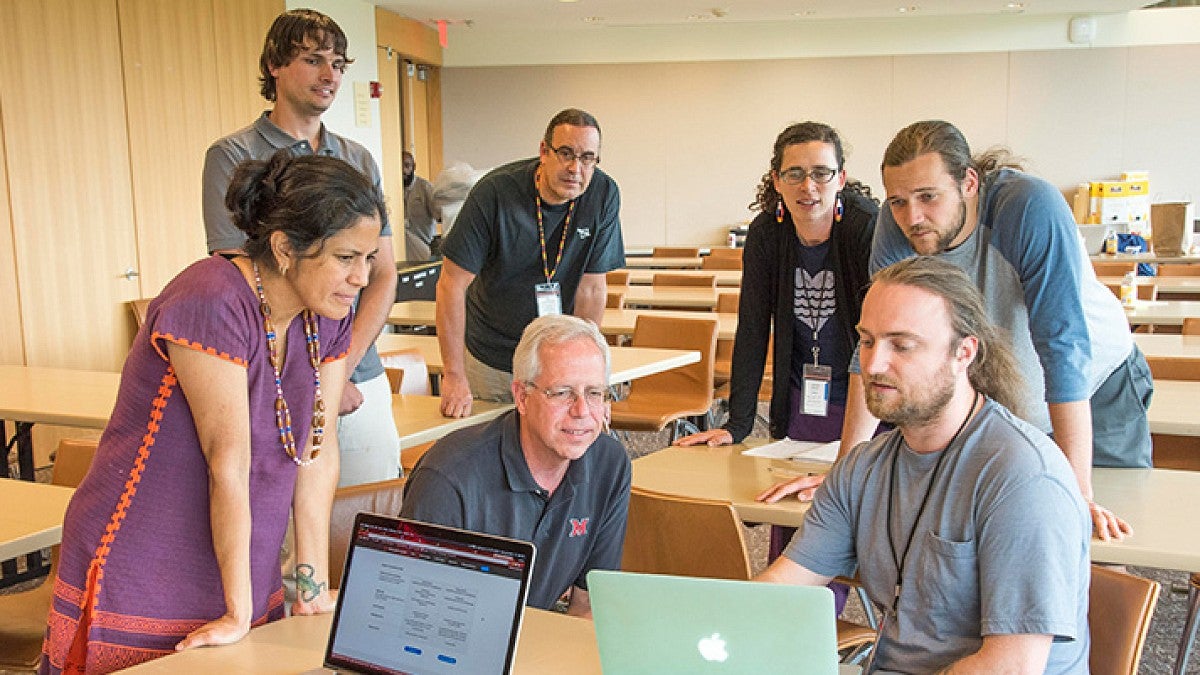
[1088,180,1150,229]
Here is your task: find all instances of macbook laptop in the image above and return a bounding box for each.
[319,513,536,675]
[589,570,839,674]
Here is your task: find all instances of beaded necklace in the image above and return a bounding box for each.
[252,261,325,467]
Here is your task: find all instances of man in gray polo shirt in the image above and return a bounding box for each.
[401,315,631,618]
[201,9,399,486]
[759,257,1090,673]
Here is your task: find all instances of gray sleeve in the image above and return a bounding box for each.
[584,180,625,274]
[399,468,466,528]
[202,142,250,254]
[976,474,1088,640]
[782,458,859,579]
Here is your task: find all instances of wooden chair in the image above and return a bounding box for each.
[712,292,739,387]
[605,290,625,309]
[0,439,98,670]
[1184,317,1200,335]
[609,315,717,442]
[378,348,430,395]
[701,255,743,270]
[1089,565,1160,675]
[1158,263,1200,277]
[652,246,700,258]
[707,247,742,259]
[328,477,406,589]
[1104,282,1157,302]
[1093,261,1136,277]
[605,270,630,287]
[652,273,717,288]
[621,486,876,656]
[128,298,153,328]
[401,441,435,474]
[1146,356,1200,381]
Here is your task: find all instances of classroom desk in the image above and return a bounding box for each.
[386,303,740,341]
[1134,334,1200,360]
[1092,253,1200,264]
[0,366,117,480]
[120,607,603,674]
[621,285,721,309]
[622,256,704,269]
[1124,300,1200,327]
[624,268,742,287]
[393,394,511,448]
[1091,468,1200,570]
[1147,379,1200,436]
[376,334,700,384]
[1099,275,1200,298]
[0,478,74,560]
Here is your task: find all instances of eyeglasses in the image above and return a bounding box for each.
[778,166,838,185]
[525,382,612,408]
[548,145,600,168]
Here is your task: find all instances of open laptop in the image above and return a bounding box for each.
[319,513,536,675]
[589,570,840,674]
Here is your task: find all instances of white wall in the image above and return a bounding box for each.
[287,0,385,185]
[441,41,1200,248]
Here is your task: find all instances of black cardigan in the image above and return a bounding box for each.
[724,190,877,442]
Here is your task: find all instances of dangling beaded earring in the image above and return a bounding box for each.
[834,195,844,223]
[775,198,785,224]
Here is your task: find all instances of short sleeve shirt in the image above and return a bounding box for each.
[439,158,625,372]
[784,399,1090,673]
[399,411,632,609]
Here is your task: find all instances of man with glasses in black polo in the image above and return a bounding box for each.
[402,315,632,618]
[435,108,625,417]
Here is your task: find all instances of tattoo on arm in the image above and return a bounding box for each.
[295,563,327,603]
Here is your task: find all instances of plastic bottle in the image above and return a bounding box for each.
[1103,229,1118,255]
[1120,271,1137,307]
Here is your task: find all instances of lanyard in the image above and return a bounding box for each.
[535,170,576,283]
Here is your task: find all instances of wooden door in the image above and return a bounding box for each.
[378,46,406,263]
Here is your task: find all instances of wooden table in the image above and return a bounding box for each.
[376,334,700,384]
[1092,253,1200,264]
[1134,334,1200,360]
[1124,300,1200,327]
[0,365,117,480]
[1147,379,1200,436]
[624,269,743,287]
[1099,275,1200,298]
[622,256,703,269]
[1091,468,1200,570]
[121,607,603,674]
[393,394,511,448]
[621,285,721,309]
[387,303,740,341]
[0,478,74,560]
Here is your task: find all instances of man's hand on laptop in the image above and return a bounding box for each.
[756,474,827,504]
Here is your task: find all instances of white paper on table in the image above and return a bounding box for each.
[742,439,840,463]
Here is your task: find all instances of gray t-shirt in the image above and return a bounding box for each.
[399,411,632,610]
[785,399,1090,673]
[201,112,390,383]
[439,158,625,372]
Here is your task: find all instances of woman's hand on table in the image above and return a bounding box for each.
[673,429,733,447]
[175,614,250,651]
[292,589,337,616]
[1089,500,1133,542]
[756,473,827,504]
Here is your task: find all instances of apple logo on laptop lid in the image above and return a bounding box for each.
[697,633,729,663]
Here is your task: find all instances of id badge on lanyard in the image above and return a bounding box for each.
[534,282,562,316]
[801,344,830,417]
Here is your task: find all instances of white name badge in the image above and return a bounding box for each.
[801,364,831,417]
[534,282,562,316]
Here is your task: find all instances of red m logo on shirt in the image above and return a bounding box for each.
[569,518,590,537]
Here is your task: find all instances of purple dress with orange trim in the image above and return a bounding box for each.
[39,256,352,674]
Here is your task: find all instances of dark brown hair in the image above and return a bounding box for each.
[751,121,875,213]
[258,9,352,102]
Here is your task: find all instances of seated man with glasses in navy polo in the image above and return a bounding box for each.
[435,108,625,418]
[401,315,631,618]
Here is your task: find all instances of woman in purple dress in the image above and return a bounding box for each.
[40,151,388,673]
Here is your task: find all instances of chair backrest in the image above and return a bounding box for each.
[652,273,717,288]
[53,438,98,488]
[621,486,751,580]
[707,247,742,259]
[1104,283,1157,302]
[605,270,630,286]
[329,477,407,589]
[1093,262,1136,277]
[1157,263,1200,277]
[606,290,626,309]
[1145,356,1200,381]
[652,246,700,258]
[128,298,152,329]
[629,314,718,402]
[716,292,740,314]
[378,348,430,395]
[702,255,743,270]
[1184,317,1200,335]
[1088,564,1160,675]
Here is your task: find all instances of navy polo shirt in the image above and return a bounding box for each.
[399,410,632,609]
